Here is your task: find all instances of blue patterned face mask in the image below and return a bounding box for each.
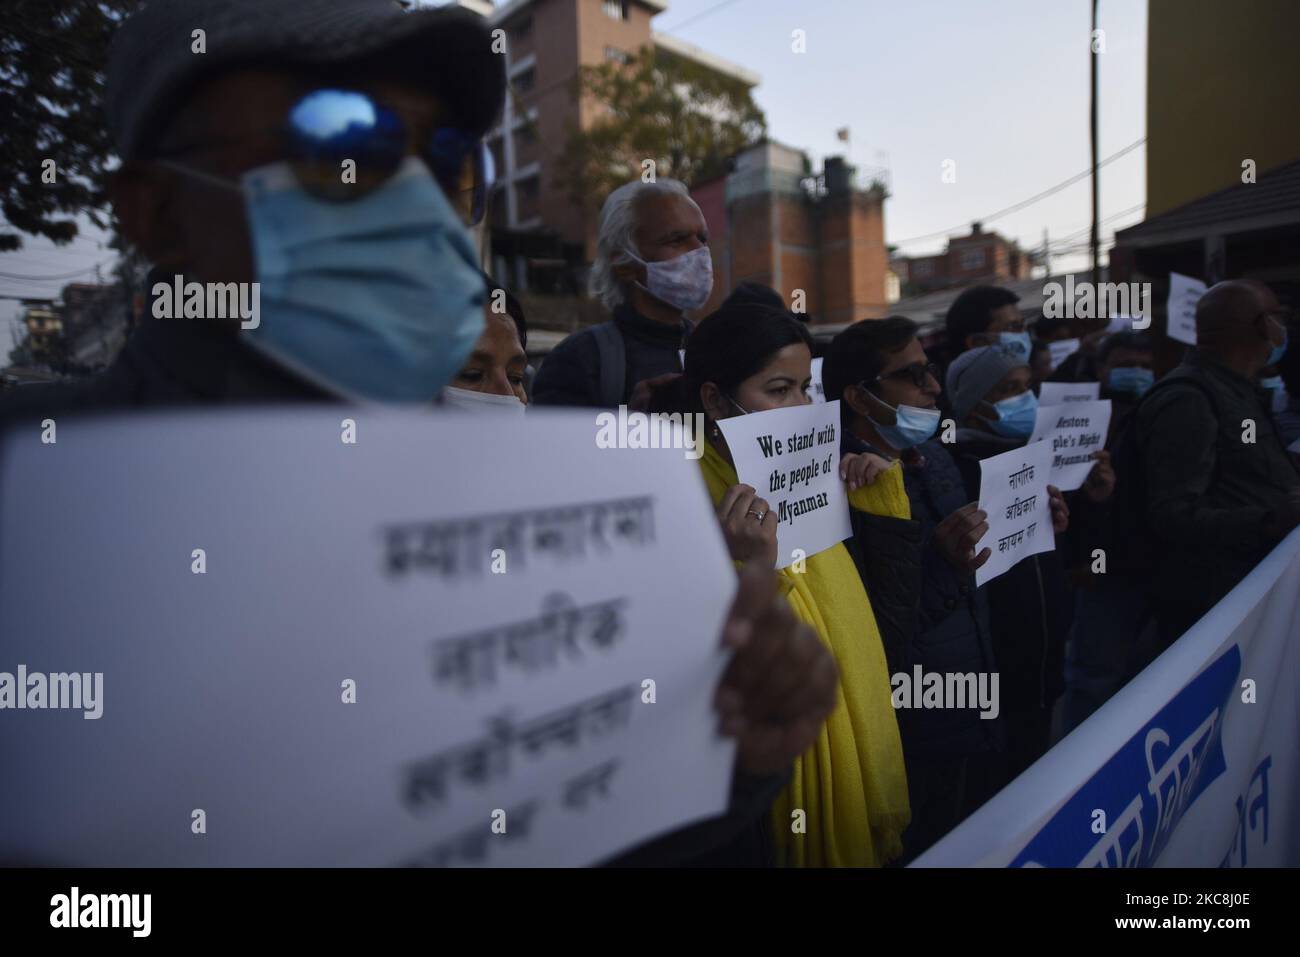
[998,331,1032,361]
[164,156,485,402]
[985,389,1039,439]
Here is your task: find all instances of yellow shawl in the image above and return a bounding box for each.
[700,441,911,866]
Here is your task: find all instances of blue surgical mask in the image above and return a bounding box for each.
[1108,366,1154,397]
[871,398,941,449]
[998,331,1032,361]
[1267,330,1289,367]
[167,157,485,402]
[985,389,1039,439]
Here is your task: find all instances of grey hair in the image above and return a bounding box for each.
[589,178,694,310]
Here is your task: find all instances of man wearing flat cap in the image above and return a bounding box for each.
[3,0,505,417]
[0,0,844,870]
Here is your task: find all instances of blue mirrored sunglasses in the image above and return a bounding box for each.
[286,89,493,224]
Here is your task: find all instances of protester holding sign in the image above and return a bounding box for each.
[653,302,912,866]
[0,0,853,871]
[946,345,1073,782]
[822,316,1005,859]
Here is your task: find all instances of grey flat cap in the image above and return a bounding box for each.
[106,0,506,159]
[945,344,1028,422]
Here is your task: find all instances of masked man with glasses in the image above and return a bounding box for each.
[2,1,502,421]
[822,317,1005,859]
[0,0,845,869]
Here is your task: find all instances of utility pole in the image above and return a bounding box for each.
[1090,0,1101,287]
[1042,227,1051,280]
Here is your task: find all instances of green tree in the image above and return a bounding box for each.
[1,1,141,252]
[555,45,765,214]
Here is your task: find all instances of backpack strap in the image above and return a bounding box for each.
[591,321,627,408]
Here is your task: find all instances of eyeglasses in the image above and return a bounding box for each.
[156,89,495,225]
[871,361,940,389]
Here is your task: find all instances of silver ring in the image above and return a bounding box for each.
[748,509,767,522]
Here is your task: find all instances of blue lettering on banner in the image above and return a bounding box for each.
[1220,755,1271,867]
[1012,644,1240,867]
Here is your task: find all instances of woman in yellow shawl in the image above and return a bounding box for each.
[654,301,911,866]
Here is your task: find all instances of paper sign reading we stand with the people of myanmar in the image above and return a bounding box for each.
[974,439,1055,586]
[1028,398,1113,492]
[0,409,739,868]
[718,399,851,569]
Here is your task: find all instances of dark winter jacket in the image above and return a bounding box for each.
[1136,349,1300,627]
[950,429,1072,714]
[531,303,690,408]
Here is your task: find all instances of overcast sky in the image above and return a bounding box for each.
[0,0,1147,344]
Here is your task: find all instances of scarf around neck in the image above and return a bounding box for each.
[698,439,911,866]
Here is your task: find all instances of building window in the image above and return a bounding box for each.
[603,0,629,22]
[512,15,533,41]
[513,67,535,94]
[604,46,630,64]
[912,259,933,277]
[959,247,985,271]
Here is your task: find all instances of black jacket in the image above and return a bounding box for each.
[950,429,1072,714]
[0,311,329,432]
[1136,349,1300,623]
[531,303,689,408]
[897,439,1004,759]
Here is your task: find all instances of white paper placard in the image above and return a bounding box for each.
[809,357,827,403]
[717,400,851,569]
[974,440,1055,586]
[1167,271,1206,345]
[0,409,738,867]
[1027,398,1113,491]
[1039,381,1101,405]
[1047,338,1080,371]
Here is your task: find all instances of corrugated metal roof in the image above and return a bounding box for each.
[1116,157,1300,246]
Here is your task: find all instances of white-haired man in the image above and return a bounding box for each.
[532,178,713,408]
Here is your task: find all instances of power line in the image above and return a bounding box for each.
[891,137,1146,247]
[658,0,746,34]
[0,257,116,282]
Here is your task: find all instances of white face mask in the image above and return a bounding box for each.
[441,385,526,415]
[629,246,714,312]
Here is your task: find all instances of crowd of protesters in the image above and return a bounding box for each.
[2,0,1298,868]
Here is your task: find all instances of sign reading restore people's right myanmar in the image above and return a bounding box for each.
[1027,398,1113,492]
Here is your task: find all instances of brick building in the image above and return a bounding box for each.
[893,222,1032,296]
[692,141,891,325]
[452,0,759,299]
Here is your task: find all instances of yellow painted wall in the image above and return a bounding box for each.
[1147,0,1300,215]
